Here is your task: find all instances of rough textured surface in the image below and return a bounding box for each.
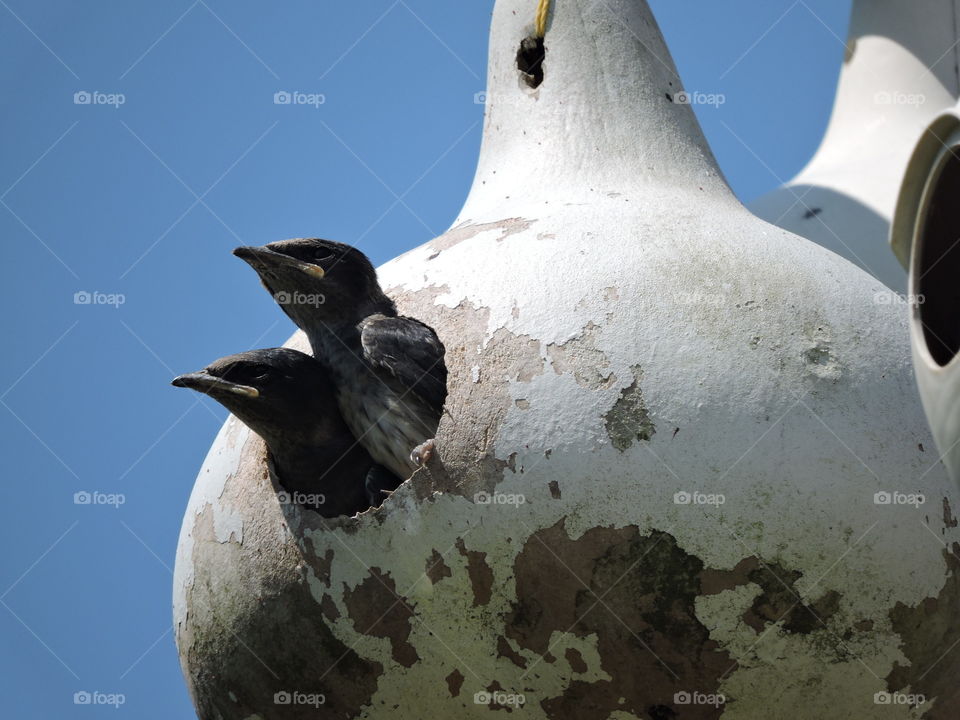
[457,538,495,607]
[344,568,419,668]
[426,550,452,584]
[175,426,384,720]
[886,543,960,719]
[547,323,618,390]
[604,365,655,450]
[508,520,733,719]
[428,218,533,257]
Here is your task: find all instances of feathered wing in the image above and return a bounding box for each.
[359,314,448,424]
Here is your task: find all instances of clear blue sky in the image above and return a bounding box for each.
[0,1,849,717]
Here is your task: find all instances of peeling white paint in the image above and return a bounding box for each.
[172,415,248,627]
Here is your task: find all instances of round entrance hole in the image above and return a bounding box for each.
[915,150,960,366]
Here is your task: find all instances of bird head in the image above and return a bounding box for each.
[171,348,335,448]
[233,239,394,331]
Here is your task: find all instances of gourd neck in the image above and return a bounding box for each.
[459,0,733,219]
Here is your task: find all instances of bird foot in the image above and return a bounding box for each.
[365,464,401,507]
[410,439,436,467]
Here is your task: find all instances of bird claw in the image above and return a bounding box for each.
[410,439,436,467]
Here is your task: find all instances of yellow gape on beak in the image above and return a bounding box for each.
[226,385,260,398]
[300,263,325,279]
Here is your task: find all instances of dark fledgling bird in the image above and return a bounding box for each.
[171,348,399,517]
[233,239,447,481]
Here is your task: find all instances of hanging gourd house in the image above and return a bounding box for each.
[174,1,958,718]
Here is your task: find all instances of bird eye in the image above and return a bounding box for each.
[247,366,272,383]
[313,250,334,262]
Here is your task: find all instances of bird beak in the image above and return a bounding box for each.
[171,371,260,398]
[233,246,325,279]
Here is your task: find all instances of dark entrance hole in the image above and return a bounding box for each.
[916,151,960,366]
[517,36,546,89]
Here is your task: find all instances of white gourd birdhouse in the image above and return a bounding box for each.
[174,1,959,718]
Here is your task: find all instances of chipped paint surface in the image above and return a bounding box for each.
[507,520,733,718]
[886,543,960,718]
[174,0,960,717]
[173,415,247,631]
[604,365,655,450]
[427,217,533,258]
[175,206,960,719]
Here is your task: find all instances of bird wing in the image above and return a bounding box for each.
[359,314,447,418]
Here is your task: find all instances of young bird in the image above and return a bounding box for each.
[233,239,447,481]
[171,348,398,517]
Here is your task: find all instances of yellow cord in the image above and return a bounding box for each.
[535,0,551,37]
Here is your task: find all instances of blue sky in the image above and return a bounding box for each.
[0,1,850,717]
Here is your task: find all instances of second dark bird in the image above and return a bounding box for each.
[172,348,398,517]
[233,239,447,481]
